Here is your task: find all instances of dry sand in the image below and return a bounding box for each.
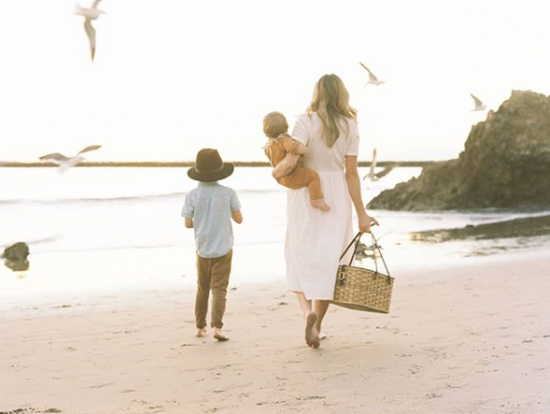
[1,251,549,414]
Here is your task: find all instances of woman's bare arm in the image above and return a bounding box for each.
[184,218,193,228]
[345,156,378,233]
[294,142,308,155]
[272,153,301,179]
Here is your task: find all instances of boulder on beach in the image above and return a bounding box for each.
[2,242,30,272]
[368,90,550,211]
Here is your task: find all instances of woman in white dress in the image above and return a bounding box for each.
[274,74,378,348]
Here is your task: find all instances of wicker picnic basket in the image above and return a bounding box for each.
[331,232,394,313]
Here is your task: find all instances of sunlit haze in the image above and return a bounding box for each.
[1,0,549,162]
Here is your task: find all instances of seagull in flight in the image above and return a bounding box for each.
[363,148,396,181]
[359,62,385,86]
[39,145,102,173]
[74,0,106,61]
[470,94,487,111]
[364,148,378,181]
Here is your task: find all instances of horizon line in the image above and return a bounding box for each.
[0,160,437,168]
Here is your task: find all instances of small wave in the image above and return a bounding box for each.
[0,192,187,205]
[0,188,280,205]
[0,236,62,252]
[27,237,284,255]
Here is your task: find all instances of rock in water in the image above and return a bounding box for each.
[368,90,550,210]
[2,242,30,271]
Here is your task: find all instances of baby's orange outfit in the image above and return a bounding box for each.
[264,135,323,201]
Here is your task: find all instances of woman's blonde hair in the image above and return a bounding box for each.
[307,74,357,147]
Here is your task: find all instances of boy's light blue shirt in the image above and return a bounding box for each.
[182,182,241,259]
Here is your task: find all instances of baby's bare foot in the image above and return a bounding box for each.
[311,199,330,211]
[213,328,229,342]
[196,328,207,338]
[304,311,320,348]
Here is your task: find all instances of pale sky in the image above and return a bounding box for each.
[1,0,549,162]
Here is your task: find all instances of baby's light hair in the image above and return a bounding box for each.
[263,112,289,138]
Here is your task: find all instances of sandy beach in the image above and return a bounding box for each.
[1,248,549,414]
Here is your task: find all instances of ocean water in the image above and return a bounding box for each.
[0,167,548,303]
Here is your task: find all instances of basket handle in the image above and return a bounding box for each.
[339,232,391,278]
[339,232,362,262]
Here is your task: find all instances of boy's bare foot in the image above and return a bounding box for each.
[196,328,207,338]
[304,311,320,348]
[213,328,229,342]
[311,199,330,211]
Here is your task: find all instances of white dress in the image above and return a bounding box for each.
[285,112,360,300]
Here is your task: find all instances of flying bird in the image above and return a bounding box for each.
[363,148,396,181]
[39,145,102,173]
[363,148,378,181]
[74,0,106,61]
[470,94,487,111]
[359,62,384,86]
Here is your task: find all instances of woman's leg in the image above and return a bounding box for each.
[313,300,330,335]
[295,292,320,348]
[295,291,312,316]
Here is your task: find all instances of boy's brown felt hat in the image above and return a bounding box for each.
[188,149,234,182]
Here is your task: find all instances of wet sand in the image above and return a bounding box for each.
[411,213,550,242]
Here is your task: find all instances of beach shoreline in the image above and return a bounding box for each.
[1,247,549,414]
[0,161,436,168]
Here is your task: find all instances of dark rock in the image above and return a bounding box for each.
[2,242,30,272]
[368,90,550,210]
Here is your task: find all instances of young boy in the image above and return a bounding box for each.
[262,111,330,211]
[182,148,243,341]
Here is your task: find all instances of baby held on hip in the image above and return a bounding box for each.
[262,111,330,211]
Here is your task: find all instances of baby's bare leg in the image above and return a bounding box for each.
[310,199,330,211]
[304,169,330,211]
[279,167,330,211]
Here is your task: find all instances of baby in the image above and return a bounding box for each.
[263,111,330,211]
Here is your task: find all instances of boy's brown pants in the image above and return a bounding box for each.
[278,166,323,201]
[195,250,232,329]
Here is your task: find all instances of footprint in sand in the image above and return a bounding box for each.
[89,383,113,389]
[425,393,442,399]
[52,304,72,309]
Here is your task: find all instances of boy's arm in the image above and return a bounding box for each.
[231,210,243,224]
[182,193,194,229]
[230,189,242,224]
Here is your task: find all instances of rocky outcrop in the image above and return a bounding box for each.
[368,90,550,210]
[2,242,30,272]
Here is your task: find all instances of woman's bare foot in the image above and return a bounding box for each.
[304,311,320,348]
[196,328,207,338]
[310,199,330,211]
[213,328,229,342]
